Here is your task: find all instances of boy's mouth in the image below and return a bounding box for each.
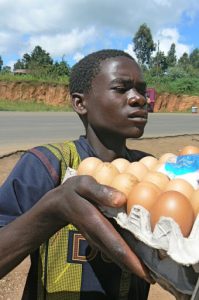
[128,110,148,121]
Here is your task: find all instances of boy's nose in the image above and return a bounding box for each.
[127,89,147,107]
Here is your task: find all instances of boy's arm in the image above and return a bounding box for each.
[0,175,154,283]
[0,191,61,278]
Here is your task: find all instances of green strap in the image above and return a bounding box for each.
[38,141,81,298]
[44,141,81,182]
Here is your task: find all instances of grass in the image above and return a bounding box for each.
[0,99,73,112]
[0,73,69,85]
[145,75,199,96]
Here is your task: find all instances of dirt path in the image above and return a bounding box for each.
[1,135,199,299]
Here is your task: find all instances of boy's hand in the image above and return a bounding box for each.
[50,175,155,284]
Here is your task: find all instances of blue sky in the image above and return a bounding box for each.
[0,0,199,69]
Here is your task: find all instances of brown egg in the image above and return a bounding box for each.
[190,189,199,217]
[125,161,148,181]
[178,145,199,156]
[165,178,194,200]
[159,153,177,163]
[139,156,158,170]
[92,162,119,185]
[150,191,195,237]
[111,158,130,173]
[143,171,170,190]
[77,157,102,175]
[110,173,139,198]
[127,181,161,215]
[152,162,166,173]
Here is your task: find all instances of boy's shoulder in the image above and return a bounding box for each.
[29,140,78,162]
[28,140,81,183]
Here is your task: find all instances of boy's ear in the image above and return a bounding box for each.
[71,93,87,115]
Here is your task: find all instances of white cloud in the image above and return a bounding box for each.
[155,28,192,58]
[0,31,21,55]
[0,0,199,64]
[124,44,137,59]
[73,52,85,63]
[23,27,97,57]
[6,60,16,71]
[152,0,171,6]
[125,26,192,61]
[0,32,11,54]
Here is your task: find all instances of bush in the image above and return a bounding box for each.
[144,69,199,95]
[168,78,199,94]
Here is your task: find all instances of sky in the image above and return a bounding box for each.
[0,0,199,69]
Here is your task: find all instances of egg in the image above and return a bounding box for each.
[143,171,170,190]
[178,145,199,156]
[127,181,161,215]
[190,189,199,217]
[111,158,130,173]
[125,161,148,181]
[152,162,166,173]
[110,173,139,198]
[92,162,119,185]
[165,178,194,200]
[139,156,158,170]
[159,153,177,163]
[77,157,102,176]
[150,191,195,237]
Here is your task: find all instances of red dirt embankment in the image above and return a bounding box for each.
[154,93,199,112]
[0,81,71,106]
[0,81,199,112]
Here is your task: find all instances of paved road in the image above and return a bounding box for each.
[0,111,199,155]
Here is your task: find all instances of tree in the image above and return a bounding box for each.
[14,59,25,70]
[151,51,168,75]
[13,46,53,72]
[2,66,11,72]
[13,46,71,79]
[133,23,156,66]
[22,53,31,68]
[30,46,53,67]
[0,56,3,71]
[52,60,70,77]
[189,48,199,69]
[166,43,177,67]
[18,46,53,70]
[178,52,190,69]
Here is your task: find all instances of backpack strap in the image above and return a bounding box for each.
[42,141,81,182]
[29,140,81,186]
[30,141,81,298]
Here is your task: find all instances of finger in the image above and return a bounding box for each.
[73,175,127,207]
[76,205,153,281]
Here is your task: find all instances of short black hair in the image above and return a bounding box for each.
[69,49,135,94]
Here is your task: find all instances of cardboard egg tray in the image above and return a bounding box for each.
[63,167,199,298]
[100,204,199,299]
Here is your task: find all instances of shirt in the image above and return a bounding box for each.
[0,136,151,300]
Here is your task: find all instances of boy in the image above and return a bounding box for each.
[0,49,154,299]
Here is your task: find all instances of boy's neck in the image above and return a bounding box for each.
[86,128,127,162]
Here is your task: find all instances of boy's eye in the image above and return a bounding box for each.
[112,86,127,93]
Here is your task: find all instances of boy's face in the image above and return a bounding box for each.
[84,56,148,139]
